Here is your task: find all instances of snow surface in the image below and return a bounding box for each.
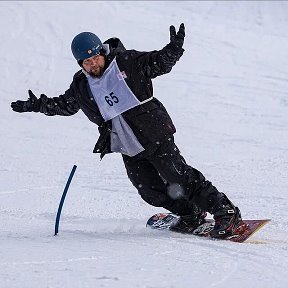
[1,1,288,287]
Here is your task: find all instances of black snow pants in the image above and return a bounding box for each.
[122,136,222,216]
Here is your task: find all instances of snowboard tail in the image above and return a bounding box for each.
[146,213,270,243]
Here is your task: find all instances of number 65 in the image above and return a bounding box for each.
[105,92,119,106]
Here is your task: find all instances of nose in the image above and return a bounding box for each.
[90,58,98,66]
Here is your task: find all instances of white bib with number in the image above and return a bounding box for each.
[87,58,150,121]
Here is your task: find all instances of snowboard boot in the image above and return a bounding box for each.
[170,212,207,233]
[210,195,242,239]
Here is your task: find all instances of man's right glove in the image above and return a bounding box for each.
[169,23,185,50]
[11,90,39,113]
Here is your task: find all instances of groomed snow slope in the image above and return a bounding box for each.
[1,1,288,288]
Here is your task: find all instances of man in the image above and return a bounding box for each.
[11,24,242,238]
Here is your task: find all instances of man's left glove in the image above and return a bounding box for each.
[11,90,39,113]
[169,23,185,50]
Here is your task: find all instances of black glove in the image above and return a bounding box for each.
[11,90,39,113]
[169,23,185,50]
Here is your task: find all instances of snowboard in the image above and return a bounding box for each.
[146,213,270,243]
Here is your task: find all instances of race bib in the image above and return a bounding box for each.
[87,59,148,121]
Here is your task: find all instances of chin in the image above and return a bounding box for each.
[90,69,104,78]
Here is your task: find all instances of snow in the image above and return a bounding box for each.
[1,1,288,287]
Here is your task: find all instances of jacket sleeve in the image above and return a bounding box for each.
[133,42,184,79]
[33,85,80,116]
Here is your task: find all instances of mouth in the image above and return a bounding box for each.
[89,67,104,78]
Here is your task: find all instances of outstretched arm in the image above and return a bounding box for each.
[134,23,185,78]
[11,87,80,116]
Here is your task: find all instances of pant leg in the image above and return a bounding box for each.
[146,138,222,213]
[122,154,196,215]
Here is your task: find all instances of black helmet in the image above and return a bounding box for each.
[71,32,103,61]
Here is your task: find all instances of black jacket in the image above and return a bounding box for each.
[34,38,184,158]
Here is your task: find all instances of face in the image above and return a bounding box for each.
[82,54,105,78]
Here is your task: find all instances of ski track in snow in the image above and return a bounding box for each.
[1,1,288,288]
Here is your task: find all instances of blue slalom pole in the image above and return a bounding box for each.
[54,165,77,236]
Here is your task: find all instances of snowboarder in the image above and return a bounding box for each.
[11,23,242,238]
